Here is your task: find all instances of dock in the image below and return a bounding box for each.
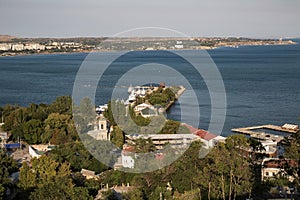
[164,85,186,111]
[231,124,299,143]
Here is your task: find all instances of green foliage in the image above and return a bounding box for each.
[18,156,72,190]
[3,107,29,134]
[158,120,180,134]
[18,155,95,199]
[44,113,78,145]
[283,130,300,187]
[101,189,115,200]
[0,184,5,200]
[148,87,175,107]
[69,172,100,197]
[196,135,253,200]
[123,136,253,200]
[103,101,116,126]
[170,140,204,193]
[133,138,157,153]
[111,126,125,148]
[79,97,96,122]
[22,119,44,144]
[101,170,137,187]
[0,148,18,199]
[122,189,144,200]
[48,141,108,174]
[27,103,49,121]
[149,186,172,200]
[28,181,93,200]
[2,96,79,145]
[48,95,72,115]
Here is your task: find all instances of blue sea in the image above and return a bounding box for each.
[0,40,299,136]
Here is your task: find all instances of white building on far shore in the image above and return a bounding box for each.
[0,43,12,51]
[11,44,24,51]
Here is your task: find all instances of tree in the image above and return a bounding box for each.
[0,184,5,200]
[48,141,108,174]
[133,138,156,153]
[0,148,18,199]
[44,113,78,145]
[17,155,95,199]
[48,95,72,115]
[283,130,300,187]
[149,186,172,200]
[78,97,95,123]
[29,183,92,200]
[122,189,144,200]
[3,107,29,141]
[111,126,125,148]
[22,119,44,144]
[196,135,253,200]
[18,156,73,190]
[28,103,49,121]
[158,120,180,134]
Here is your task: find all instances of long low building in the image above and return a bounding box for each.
[125,124,226,150]
[118,124,226,169]
[126,133,199,150]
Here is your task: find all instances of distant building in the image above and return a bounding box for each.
[236,140,278,159]
[124,123,224,150]
[24,43,45,51]
[87,116,112,140]
[45,45,57,50]
[282,123,299,131]
[29,145,55,158]
[114,150,135,170]
[126,133,200,150]
[0,43,12,51]
[175,41,183,49]
[96,104,108,115]
[183,123,226,148]
[0,130,8,147]
[134,103,157,117]
[261,158,297,182]
[51,42,59,46]
[80,169,99,180]
[11,44,24,51]
[121,152,135,169]
[145,47,154,50]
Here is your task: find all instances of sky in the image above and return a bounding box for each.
[0,0,299,38]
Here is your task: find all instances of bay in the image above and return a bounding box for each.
[0,40,299,136]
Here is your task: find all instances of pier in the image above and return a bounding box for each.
[164,85,186,111]
[231,124,299,143]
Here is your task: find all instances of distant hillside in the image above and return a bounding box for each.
[0,35,17,42]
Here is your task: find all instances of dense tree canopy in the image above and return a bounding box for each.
[2,96,79,144]
[0,148,18,199]
[48,141,108,174]
[283,130,300,187]
[18,155,94,199]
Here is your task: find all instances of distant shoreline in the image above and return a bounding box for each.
[0,39,297,58]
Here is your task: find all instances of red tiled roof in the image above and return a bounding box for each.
[194,129,217,140]
[123,145,135,152]
[264,159,298,168]
[182,123,217,140]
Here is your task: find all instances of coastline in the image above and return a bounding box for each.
[0,40,297,58]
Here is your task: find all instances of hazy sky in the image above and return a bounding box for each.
[0,0,299,38]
